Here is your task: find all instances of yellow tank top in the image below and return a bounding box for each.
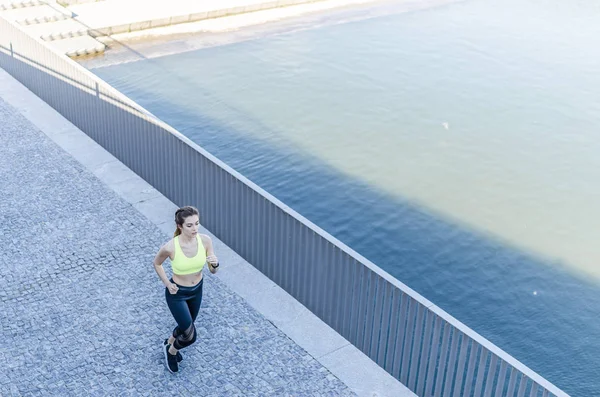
[171,235,206,275]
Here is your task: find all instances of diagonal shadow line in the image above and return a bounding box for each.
[0,43,156,118]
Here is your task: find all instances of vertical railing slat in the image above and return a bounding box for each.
[516,375,529,397]
[391,293,409,378]
[529,384,540,397]
[463,343,481,397]
[322,240,334,326]
[433,324,453,397]
[424,316,443,396]
[399,300,418,385]
[331,248,343,332]
[483,355,499,397]
[348,259,363,346]
[362,270,377,354]
[369,277,386,362]
[339,255,354,341]
[384,288,402,372]
[415,310,435,396]
[407,304,426,390]
[356,266,370,352]
[493,360,509,397]
[442,330,461,397]
[376,282,393,367]
[451,334,470,397]
[506,367,519,396]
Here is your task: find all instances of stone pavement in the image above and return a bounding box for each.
[0,96,357,395]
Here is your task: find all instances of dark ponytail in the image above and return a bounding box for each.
[174,206,200,237]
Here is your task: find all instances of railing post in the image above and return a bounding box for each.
[10,42,13,57]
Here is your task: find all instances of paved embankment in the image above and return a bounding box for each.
[0,72,356,396]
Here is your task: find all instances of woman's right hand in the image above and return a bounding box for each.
[166,282,179,295]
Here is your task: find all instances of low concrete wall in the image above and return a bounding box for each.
[58,0,103,5]
[84,0,328,37]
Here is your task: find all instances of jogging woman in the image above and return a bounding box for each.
[152,206,219,373]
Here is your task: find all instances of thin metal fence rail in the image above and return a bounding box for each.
[0,16,569,397]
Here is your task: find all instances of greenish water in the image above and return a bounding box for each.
[87,0,600,394]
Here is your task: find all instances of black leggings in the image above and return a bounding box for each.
[165,278,203,350]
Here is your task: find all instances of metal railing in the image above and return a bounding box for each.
[0,16,569,397]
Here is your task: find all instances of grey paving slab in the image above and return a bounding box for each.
[320,344,406,397]
[110,176,164,205]
[92,160,138,185]
[0,96,356,396]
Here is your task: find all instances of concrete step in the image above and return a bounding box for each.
[24,17,88,40]
[68,0,327,37]
[48,34,105,57]
[1,3,72,25]
[59,0,103,4]
[0,0,47,11]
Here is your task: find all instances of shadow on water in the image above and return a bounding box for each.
[90,59,600,396]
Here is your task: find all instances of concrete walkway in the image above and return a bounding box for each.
[0,75,354,396]
[0,67,414,396]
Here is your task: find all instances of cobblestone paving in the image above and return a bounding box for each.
[0,97,355,397]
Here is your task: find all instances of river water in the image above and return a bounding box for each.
[84,0,600,394]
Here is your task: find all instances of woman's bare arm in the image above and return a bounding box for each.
[153,240,175,286]
[201,234,219,274]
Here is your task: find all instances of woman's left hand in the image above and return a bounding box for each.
[207,255,219,273]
